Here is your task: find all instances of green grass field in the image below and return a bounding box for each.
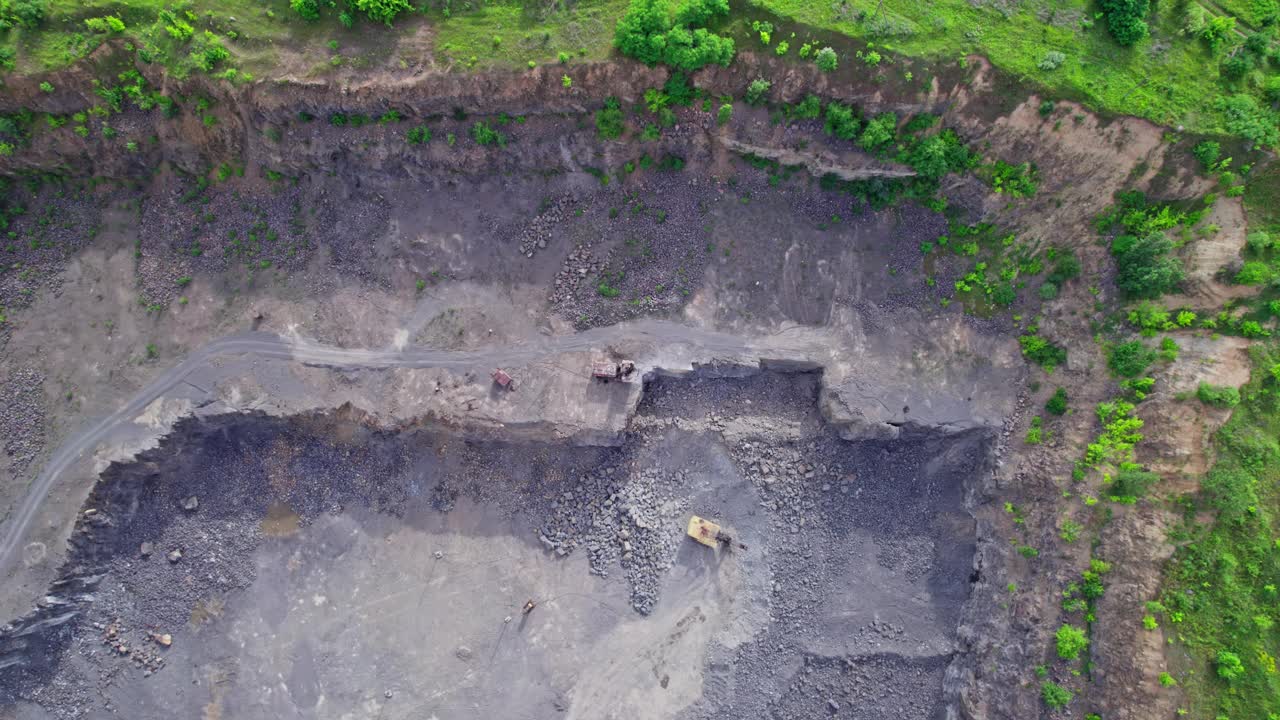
[751,0,1258,135]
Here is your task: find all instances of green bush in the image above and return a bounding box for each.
[745,78,771,106]
[596,97,625,139]
[1111,232,1184,299]
[1216,650,1245,680]
[1109,340,1157,378]
[1019,334,1068,371]
[290,0,320,20]
[1099,0,1150,45]
[716,103,732,126]
[1055,624,1089,659]
[1110,466,1159,501]
[1046,249,1081,286]
[1038,281,1058,300]
[823,102,861,141]
[1192,140,1221,169]
[1234,261,1272,285]
[1041,681,1073,709]
[859,112,896,151]
[1197,382,1241,407]
[355,0,412,25]
[1046,387,1068,415]
[1217,94,1279,147]
[814,47,838,72]
[613,0,734,71]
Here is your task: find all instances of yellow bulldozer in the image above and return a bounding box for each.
[686,515,747,551]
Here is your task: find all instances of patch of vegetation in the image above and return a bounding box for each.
[596,97,625,139]
[1055,623,1089,660]
[1019,330,1068,372]
[613,0,735,71]
[1160,344,1280,720]
[1108,340,1157,378]
[1046,387,1068,415]
[1197,382,1241,408]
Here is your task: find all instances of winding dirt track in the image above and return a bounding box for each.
[0,320,811,581]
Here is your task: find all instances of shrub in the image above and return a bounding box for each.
[1046,387,1068,415]
[859,113,897,151]
[745,77,771,106]
[596,97,624,139]
[38,81,52,93]
[1041,681,1073,709]
[716,103,732,125]
[1111,232,1184,298]
[814,47,838,72]
[1110,467,1159,501]
[290,0,321,20]
[1056,624,1089,659]
[1192,141,1220,169]
[1217,94,1279,147]
[1197,382,1240,407]
[1046,250,1081,286]
[1234,260,1272,285]
[355,0,412,25]
[406,125,431,145]
[1215,650,1245,680]
[824,102,861,141]
[1020,334,1068,371]
[471,121,506,147]
[1158,672,1176,687]
[1109,340,1156,378]
[1025,416,1043,444]
[1099,0,1150,45]
[1038,51,1065,70]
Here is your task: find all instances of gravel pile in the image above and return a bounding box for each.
[0,366,46,476]
[514,196,571,258]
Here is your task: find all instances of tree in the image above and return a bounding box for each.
[1111,231,1184,298]
[613,0,734,71]
[1217,94,1279,147]
[1055,624,1089,659]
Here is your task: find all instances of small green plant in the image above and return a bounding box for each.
[1060,518,1083,543]
[1109,340,1156,378]
[1025,416,1043,445]
[1143,614,1158,630]
[471,121,506,147]
[145,343,158,359]
[562,74,572,88]
[1158,672,1176,687]
[39,81,53,93]
[717,103,733,126]
[406,125,431,145]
